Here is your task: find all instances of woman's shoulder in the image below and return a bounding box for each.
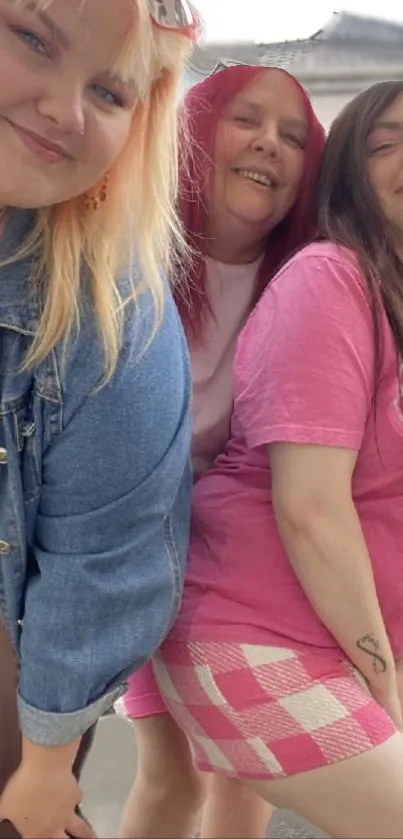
[58,273,190,425]
[280,240,361,279]
[238,240,372,362]
[265,240,368,308]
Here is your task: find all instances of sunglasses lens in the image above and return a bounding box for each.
[151,0,194,30]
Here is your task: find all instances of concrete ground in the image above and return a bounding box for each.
[80,715,327,839]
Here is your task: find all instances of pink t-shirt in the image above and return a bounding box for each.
[190,255,260,478]
[170,242,403,660]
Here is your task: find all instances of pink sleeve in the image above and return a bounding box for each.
[234,249,375,451]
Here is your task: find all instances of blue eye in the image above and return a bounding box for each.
[14,28,48,55]
[91,83,124,108]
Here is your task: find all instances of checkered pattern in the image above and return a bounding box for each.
[153,640,396,780]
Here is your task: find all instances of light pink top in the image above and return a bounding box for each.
[121,254,261,716]
[170,242,403,660]
[190,255,260,478]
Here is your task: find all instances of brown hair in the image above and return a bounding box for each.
[315,80,403,370]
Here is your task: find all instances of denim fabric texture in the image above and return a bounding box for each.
[0,210,192,745]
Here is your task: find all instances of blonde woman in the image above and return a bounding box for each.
[0,1,196,837]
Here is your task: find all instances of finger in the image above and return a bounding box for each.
[66,813,96,839]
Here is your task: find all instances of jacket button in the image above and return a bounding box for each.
[0,541,11,555]
[0,448,7,464]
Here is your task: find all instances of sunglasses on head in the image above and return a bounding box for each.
[150,0,200,41]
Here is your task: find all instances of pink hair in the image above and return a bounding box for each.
[175,64,326,340]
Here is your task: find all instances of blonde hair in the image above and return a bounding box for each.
[8,0,192,379]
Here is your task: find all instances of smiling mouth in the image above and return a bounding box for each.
[4,118,69,164]
[235,169,275,188]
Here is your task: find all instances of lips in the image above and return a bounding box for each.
[6,119,69,163]
[234,167,279,189]
[237,169,272,188]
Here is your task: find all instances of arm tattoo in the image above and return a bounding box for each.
[356,633,386,674]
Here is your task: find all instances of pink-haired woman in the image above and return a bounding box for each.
[120,63,325,839]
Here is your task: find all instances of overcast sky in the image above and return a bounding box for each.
[196,0,403,42]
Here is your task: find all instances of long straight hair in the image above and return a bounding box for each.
[315,81,403,372]
[6,0,192,380]
[174,64,326,341]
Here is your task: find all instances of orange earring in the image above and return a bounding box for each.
[84,173,110,211]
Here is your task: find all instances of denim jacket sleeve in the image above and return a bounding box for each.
[17,282,192,745]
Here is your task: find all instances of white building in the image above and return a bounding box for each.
[183,11,403,129]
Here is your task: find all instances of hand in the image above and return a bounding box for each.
[369,677,403,731]
[0,760,96,839]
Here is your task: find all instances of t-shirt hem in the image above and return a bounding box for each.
[169,623,344,659]
[247,425,363,450]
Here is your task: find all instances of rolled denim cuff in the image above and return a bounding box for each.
[17,682,126,746]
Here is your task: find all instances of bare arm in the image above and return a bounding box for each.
[270,442,401,725]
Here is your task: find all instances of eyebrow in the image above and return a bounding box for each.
[231,101,306,131]
[13,1,133,92]
[23,2,70,49]
[231,99,262,113]
[371,120,403,132]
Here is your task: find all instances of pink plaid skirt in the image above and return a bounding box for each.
[153,640,396,780]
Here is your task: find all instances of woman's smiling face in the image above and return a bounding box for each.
[367,92,403,240]
[209,69,307,239]
[0,0,138,208]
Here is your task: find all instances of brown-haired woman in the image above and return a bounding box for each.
[152,80,403,838]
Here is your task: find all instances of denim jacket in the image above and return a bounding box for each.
[0,210,192,746]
